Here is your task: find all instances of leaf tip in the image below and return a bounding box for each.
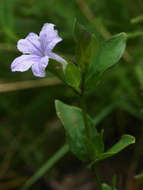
[124,134,136,144]
[119,32,127,40]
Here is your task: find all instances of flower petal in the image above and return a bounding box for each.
[39,23,62,53]
[32,56,49,77]
[11,55,41,72]
[49,52,67,66]
[17,33,43,56]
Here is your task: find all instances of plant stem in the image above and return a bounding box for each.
[80,72,90,139]
[20,144,69,190]
[93,166,102,190]
[81,100,102,190]
[81,95,90,139]
[80,74,102,190]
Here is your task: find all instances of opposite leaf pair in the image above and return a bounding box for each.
[55,100,135,164]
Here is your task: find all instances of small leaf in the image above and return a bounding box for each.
[86,33,127,90]
[65,62,81,92]
[92,135,135,164]
[105,134,135,156]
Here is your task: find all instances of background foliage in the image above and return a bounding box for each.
[1,0,143,189]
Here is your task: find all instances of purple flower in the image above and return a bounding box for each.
[11,23,67,77]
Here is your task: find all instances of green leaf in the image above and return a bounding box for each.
[92,135,135,163]
[105,135,135,156]
[65,62,81,92]
[86,33,127,90]
[73,20,98,72]
[55,100,90,161]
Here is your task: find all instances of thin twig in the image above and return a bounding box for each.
[0,78,61,93]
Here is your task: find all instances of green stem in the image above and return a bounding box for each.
[81,95,90,139]
[80,73,102,190]
[20,144,69,190]
[93,166,102,190]
[80,72,90,139]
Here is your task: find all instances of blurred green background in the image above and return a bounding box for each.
[1,0,143,189]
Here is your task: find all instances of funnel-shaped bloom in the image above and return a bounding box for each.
[11,23,67,77]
